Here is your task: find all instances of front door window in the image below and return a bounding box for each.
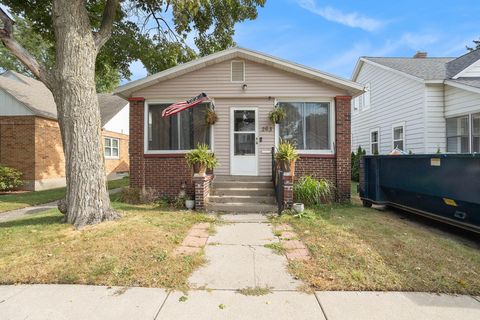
[233,110,256,156]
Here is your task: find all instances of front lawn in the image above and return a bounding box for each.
[0,177,129,213]
[275,205,480,295]
[0,200,212,290]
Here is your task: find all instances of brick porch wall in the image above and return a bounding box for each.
[129,98,195,199]
[129,96,351,202]
[291,96,352,202]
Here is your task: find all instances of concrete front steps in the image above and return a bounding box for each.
[207,176,277,213]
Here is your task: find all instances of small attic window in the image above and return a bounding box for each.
[231,61,245,82]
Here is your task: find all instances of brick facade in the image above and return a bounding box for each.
[0,115,129,191]
[193,174,213,210]
[334,96,352,202]
[129,96,352,203]
[103,129,130,177]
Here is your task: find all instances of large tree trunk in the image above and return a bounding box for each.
[51,0,119,228]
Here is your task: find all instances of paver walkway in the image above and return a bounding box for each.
[1,213,479,319]
[0,188,123,223]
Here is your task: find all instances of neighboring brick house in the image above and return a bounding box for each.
[116,47,362,206]
[0,71,129,191]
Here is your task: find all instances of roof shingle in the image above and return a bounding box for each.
[0,71,127,126]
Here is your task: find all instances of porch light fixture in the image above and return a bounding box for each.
[242,83,248,91]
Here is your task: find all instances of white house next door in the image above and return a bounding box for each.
[230,107,258,175]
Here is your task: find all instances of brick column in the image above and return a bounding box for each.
[193,174,213,210]
[128,97,145,189]
[334,96,352,202]
[282,173,294,209]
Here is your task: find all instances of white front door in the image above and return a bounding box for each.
[230,107,258,176]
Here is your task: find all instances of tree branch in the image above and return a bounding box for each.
[0,9,48,84]
[94,0,119,50]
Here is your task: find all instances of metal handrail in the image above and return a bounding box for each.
[271,147,284,215]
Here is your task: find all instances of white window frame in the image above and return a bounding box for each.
[369,128,380,155]
[274,97,335,155]
[446,113,475,153]
[362,83,371,110]
[231,60,245,83]
[352,97,360,114]
[392,122,405,151]
[104,137,120,159]
[144,100,214,154]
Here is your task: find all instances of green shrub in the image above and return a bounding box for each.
[351,146,366,182]
[0,165,23,191]
[293,176,334,206]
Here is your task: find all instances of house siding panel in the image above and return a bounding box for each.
[424,84,446,153]
[352,62,426,154]
[135,59,347,99]
[445,85,480,117]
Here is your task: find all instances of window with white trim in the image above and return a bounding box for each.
[278,101,331,152]
[472,113,480,153]
[362,83,371,110]
[352,97,359,113]
[104,137,119,158]
[370,129,379,155]
[392,124,404,151]
[446,115,470,153]
[231,61,245,82]
[147,103,211,151]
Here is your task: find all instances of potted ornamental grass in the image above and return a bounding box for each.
[185,143,218,176]
[275,140,299,174]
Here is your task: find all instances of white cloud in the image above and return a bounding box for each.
[317,32,440,78]
[296,0,385,32]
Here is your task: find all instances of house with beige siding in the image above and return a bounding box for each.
[351,49,480,155]
[0,71,129,190]
[116,47,363,211]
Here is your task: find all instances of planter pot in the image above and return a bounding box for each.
[279,160,296,174]
[292,203,304,213]
[185,199,195,210]
[193,163,207,176]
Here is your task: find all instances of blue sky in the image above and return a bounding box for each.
[131,0,479,82]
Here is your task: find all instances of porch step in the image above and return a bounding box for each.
[207,175,276,213]
[212,180,273,189]
[214,175,271,182]
[206,202,277,214]
[209,195,276,205]
[211,187,275,197]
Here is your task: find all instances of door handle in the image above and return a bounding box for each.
[255,137,259,144]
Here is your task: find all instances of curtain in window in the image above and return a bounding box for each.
[279,102,329,150]
[148,103,210,151]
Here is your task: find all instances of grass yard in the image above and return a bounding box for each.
[0,199,212,290]
[0,177,129,213]
[275,205,480,295]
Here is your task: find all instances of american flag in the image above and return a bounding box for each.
[162,92,209,117]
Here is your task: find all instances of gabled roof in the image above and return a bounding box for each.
[352,49,480,89]
[353,57,454,81]
[446,49,480,78]
[0,71,128,125]
[115,47,364,98]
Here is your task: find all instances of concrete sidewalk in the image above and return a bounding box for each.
[0,188,123,223]
[1,213,479,319]
[0,285,479,320]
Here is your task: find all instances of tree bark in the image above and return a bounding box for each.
[50,0,119,228]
